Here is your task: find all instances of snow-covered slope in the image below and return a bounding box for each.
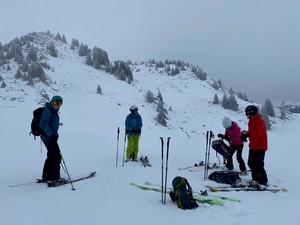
[0,32,298,225]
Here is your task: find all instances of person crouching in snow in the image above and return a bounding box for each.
[218,117,247,175]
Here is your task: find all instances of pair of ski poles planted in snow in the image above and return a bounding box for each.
[160,137,171,205]
[115,127,126,167]
[204,130,217,181]
[115,127,137,167]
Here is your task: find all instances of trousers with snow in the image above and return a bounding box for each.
[126,134,140,160]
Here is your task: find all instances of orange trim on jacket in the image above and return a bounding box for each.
[248,114,268,151]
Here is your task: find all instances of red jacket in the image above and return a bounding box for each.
[248,114,268,151]
[224,121,244,146]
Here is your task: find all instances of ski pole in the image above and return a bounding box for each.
[116,127,120,167]
[40,139,43,154]
[160,137,164,204]
[122,128,127,167]
[164,137,171,205]
[204,131,209,180]
[59,151,75,191]
[205,131,214,179]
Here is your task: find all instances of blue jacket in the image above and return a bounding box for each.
[40,102,60,141]
[125,112,143,136]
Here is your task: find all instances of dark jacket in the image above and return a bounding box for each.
[40,102,60,141]
[125,112,142,136]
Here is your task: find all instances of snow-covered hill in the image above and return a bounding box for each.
[0,31,299,225]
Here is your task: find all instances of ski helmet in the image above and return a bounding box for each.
[51,95,63,104]
[245,105,258,116]
[222,117,232,128]
[129,105,138,112]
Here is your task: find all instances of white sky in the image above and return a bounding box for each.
[1,0,299,104]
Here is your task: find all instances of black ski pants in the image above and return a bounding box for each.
[42,140,61,180]
[226,144,247,172]
[248,149,268,185]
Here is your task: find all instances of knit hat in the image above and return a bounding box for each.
[129,105,138,112]
[222,117,232,128]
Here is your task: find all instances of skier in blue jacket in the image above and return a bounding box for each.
[125,105,143,161]
[39,95,63,182]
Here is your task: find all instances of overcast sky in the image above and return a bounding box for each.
[1,0,299,104]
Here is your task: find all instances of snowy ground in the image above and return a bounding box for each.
[1,103,299,225]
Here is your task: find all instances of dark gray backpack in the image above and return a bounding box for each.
[169,176,198,210]
[208,171,240,185]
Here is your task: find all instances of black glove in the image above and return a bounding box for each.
[223,135,230,142]
[240,133,248,142]
[217,133,223,138]
[50,133,59,141]
[131,129,138,133]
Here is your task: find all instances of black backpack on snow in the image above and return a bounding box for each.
[30,107,46,139]
[208,171,240,185]
[211,139,231,159]
[169,176,198,210]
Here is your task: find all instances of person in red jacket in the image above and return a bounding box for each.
[242,105,268,186]
[218,117,247,174]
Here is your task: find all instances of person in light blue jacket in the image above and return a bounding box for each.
[39,95,63,182]
[125,105,143,161]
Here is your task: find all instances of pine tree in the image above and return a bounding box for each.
[279,101,286,120]
[86,54,93,66]
[47,42,58,57]
[264,98,275,117]
[212,94,219,104]
[217,78,223,87]
[243,92,249,102]
[1,81,6,88]
[55,33,62,41]
[71,39,79,50]
[227,94,239,111]
[79,44,89,56]
[27,46,37,62]
[145,90,155,103]
[221,94,229,109]
[96,85,102,94]
[261,105,272,130]
[61,35,67,44]
[212,80,219,90]
[155,90,168,126]
[15,69,22,79]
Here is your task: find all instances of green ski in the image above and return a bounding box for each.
[130,182,223,206]
[145,181,240,203]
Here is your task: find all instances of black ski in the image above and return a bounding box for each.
[47,171,96,188]
[178,161,205,170]
[139,155,152,167]
[188,162,220,172]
